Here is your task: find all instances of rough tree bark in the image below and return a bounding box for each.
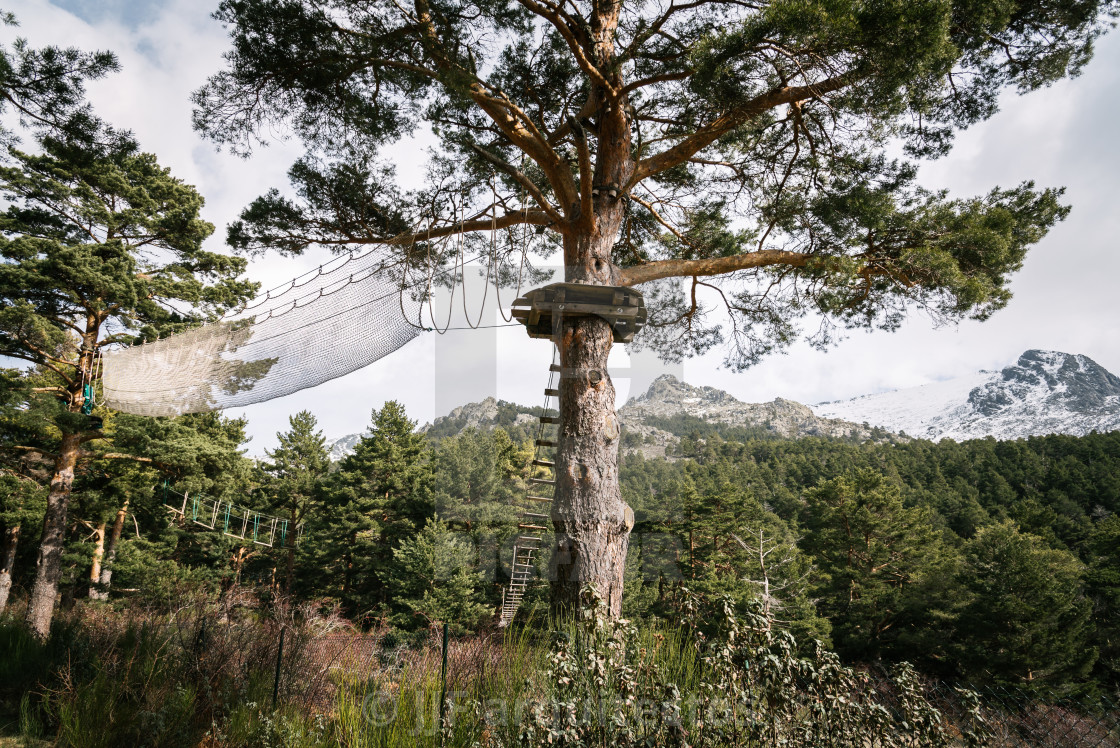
[87,521,105,598]
[547,0,639,618]
[25,330,98,639]
[0,523,20,614]
[90,499,128,601]
[552,313,633,616]
[25,431,83,638]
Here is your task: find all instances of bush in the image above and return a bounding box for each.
[508,587,992,747]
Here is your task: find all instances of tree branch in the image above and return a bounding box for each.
[629,73,852,187]
[621,70,691,95]
[7,445,59,459]
[411,0,578,210]
[628,193,693,247]
[619,250,809,286]
[466,143,566,224]
[469,85,579,212]
[568,117,595,229]
[382,209,553,246]
[513,0,615,96]
[94,453,154,462]
[0,349,76,387]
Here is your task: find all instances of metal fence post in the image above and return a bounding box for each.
[439,621,449,746]
[272,626,285,709]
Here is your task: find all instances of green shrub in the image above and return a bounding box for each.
[507,587,992,748]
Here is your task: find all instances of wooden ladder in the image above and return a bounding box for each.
[498,355,561,627]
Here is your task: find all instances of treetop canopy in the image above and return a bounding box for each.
[194,0,1115,367]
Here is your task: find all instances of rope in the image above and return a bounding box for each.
[493,187,531,324]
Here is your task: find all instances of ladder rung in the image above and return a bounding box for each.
[500,360,566,627]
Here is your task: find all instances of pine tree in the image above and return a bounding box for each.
[1086,514,1120,685]
[0,11,119,144]
[953,521,1096,687]
[321,401,432,619]
[802,469,948,661]
[0,369,47,612]
[430,428,530,600]
[0,124,254,637]
[387,516,489,632]
[193,0,1112,616]
[261,410,330,591]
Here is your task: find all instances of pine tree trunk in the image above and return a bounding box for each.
[0,523,20,614]
[550,170,634,615]
[87,522,105,599]
[552,312,633,616]
[285,546,295,593]
[92,500,127,601]
[26,432,83,639]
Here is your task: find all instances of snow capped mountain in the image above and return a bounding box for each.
[325,350,1119,456]
[813,350,1120,441]
[326,432,364,461]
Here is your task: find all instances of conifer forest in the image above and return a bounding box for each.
[2,0,1120,745]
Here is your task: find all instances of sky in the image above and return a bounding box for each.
[6,0,1120,453]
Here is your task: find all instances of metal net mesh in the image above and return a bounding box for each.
[102,249,422,417]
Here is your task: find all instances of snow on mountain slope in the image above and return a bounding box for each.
[813,350,1120,441]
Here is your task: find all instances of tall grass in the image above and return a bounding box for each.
[0,589,337,747]
[332,619,548,747]
[4,588,1107,747]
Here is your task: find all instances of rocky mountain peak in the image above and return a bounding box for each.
[815,349,1120,441]
[628,373,742,411]
[619,374,888,455]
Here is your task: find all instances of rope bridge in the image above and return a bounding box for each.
[162,484,303,548]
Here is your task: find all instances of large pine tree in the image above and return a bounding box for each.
[320,401,432,618]
[261,410,331,591]
[0,127,254,637]
[194,0,1116,614]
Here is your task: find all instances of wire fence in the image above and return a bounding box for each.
[931,683,1119,748]
[273,630,1120,747]
[77,602,1117,748]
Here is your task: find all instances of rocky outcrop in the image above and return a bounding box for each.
[815,350,1120,441]
[325,377,889,460]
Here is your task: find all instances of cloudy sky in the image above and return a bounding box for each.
[7,0,1120,452]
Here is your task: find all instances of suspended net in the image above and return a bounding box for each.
[101,179,543,418]
[102,248,424,417]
